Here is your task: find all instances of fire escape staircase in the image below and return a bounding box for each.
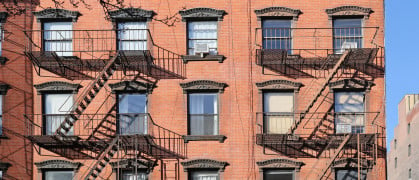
[53,53,122,137]
[289,50,351,135]
[84,136,120,180]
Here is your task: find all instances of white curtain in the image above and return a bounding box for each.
[118,22,147,51]
[118,94,147,135]
[192,171,219,180]
[335,92,365,133]
[189,93,218,135]
[122,172,147,180]
[263,92,294,134]
[44,22,73,56]
[45,171,74,180]
[45,94,74,135]
[188,21,218,55]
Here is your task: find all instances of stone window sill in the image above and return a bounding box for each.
[183,135,227,143]
[182,55,225,63]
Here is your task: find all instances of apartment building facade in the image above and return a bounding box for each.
[0,1,35,179]
[23,0,386,180]
[388,95,419,180]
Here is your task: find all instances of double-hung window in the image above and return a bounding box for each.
[188,21,218,55]
[189,170,219,180]
[333,18,363,54]
[118,94,147,135]
[334,92,365,134]
[0,23,3,56]
[117,22,147,51]
[43,94,74,135]
[262,19,292,53]
[43,22,73,56]
[43,170,73,180]
[263,92,294,134]
[188,93,218,135]
[0,95,3,135]
[335,169,367,180]
[120,170,148,180]
[263,169,294,180]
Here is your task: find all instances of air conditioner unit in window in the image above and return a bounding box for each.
[337,41,358,54]
[336,124,352,134]
[194,43,210,57]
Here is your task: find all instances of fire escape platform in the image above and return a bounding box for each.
[119,135,186,159]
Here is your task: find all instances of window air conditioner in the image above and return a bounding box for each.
[336,124,352,134]
[194,43,210,57]
[337,41,358,54]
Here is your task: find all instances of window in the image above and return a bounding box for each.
[394,139,397,150]
[118,94,147,135]
[263,92,294,134]
[43,94,74,135]
[408,123,411,134]
[189,170,219,180]
[409,169,412,180]
[119,170,148,180]
[0,170,2,179]
[43,170,73,180]
[409,144,412,156]
[395,157,397,168]
[188,21,218,55]
[0,95,3,135]
[188,93,218,135]
[333,18,363,54]
[262,19,292,53]
[335,169,367,180]
[0,23,3,56]
[334,92,365,134]
[117,22,147,51]
[263,169,294,180]
[43,22,73,56]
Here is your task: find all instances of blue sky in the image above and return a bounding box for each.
[386,0,419,147]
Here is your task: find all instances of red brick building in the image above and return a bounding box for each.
[23,0,385,180]
[0,1,35,179]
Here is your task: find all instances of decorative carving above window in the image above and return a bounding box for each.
[109,8,156,21]
[33,8,81,22]
[329,79,374,91]
[34,81,82,94]
[0,161,11,174]
[181,159,229,172]
[257,158,304,172]
[180,80,227,94]
[254,7,302,21]
[326,6,373,20]
[0,83,10,95]
[109,81,155,94]
[0,12,8,23]
[179,8,227,21]
[256,80,303,92]
[110,159,156,171]
[332,158,371,169]
[35,160,82,172]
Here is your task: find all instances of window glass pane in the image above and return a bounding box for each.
[43,22,73,56]
[188,21,218,55]
[45,171,73,180]
[44,94,74,135]
[121,171,148,180]
[336,169,367,180]
[118,22,147,50]
[262,19,292,51]
[333,18,362,53]
[335,92,365,133]
[264,170,294,180]
[0,23,2,56]
[0,95,2,135]
[191,171,219,180]
[118,94,147,135]
[263,92,294,134]
[188,93,218,135]
[0,170,2,179]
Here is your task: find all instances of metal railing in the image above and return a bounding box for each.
[254,27,384,72]
[256,112,384,137]
[24,29,186,79]
[24,113,186,158]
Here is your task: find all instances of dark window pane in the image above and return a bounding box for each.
[118,94,147,113]
[262,19,292,51]
[118,94,147,135]
[336,169,367,180]
[333,18,363,53]
[188,93,218,135]
[264,170,294,180]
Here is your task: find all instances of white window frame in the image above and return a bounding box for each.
[43,93,74,135]
[0,95,3,135]
[117,93,148,135]
[187,21,218,55]
[117,21,148,51]
[187,93,219,135]
[43,21,73,56]
[334,91,365,134]
[263,92,294,134]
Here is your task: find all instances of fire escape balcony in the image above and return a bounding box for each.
[255,112,385,159]
[254,27,384,78]
[24,29,186,80]
[25,113,187,160]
